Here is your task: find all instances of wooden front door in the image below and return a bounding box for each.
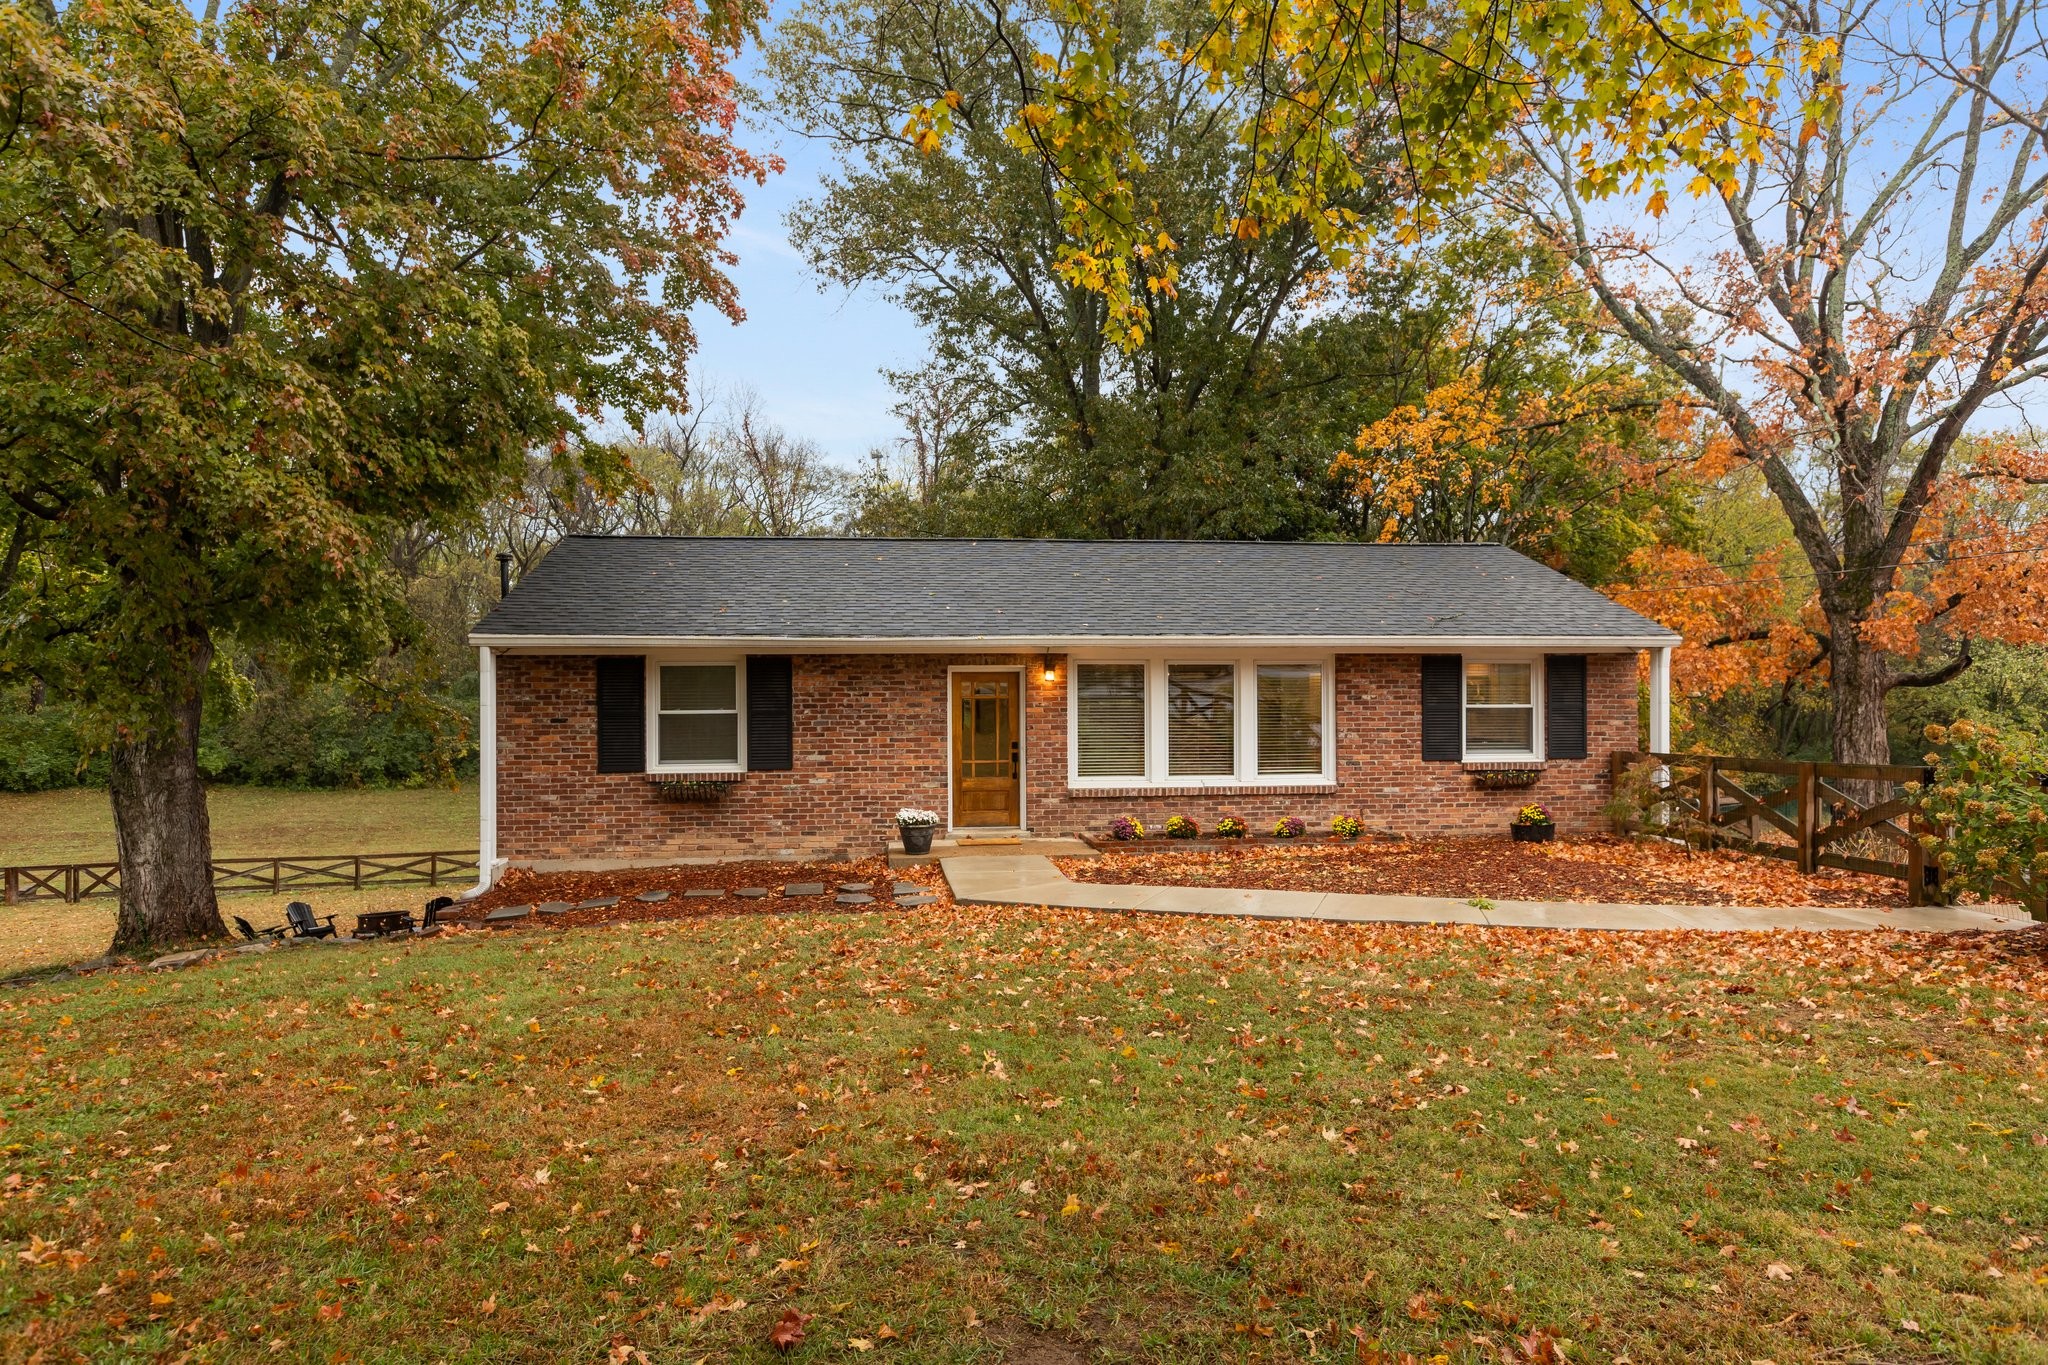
[952,672,1021,828]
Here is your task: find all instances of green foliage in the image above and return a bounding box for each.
[0,677,474,792]
[1890,642,2048,760]
[0,0,764,741]
[781,0,1689,569]
[1911,721,2048,914]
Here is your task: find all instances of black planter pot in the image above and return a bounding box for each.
[899,824,936,855]
[1511,822,1556,843]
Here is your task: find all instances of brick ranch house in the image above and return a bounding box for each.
[467,537,1678,882]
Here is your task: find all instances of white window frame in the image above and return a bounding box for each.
[1066,654,1336,789]
[646,654,747,773]
[1461,653,1544,763]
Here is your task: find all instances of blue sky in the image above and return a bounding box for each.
[686,74,926,467]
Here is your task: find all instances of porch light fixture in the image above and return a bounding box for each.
[1041,652,1057,683]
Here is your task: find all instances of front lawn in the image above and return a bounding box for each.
[2,907,2043,1362]
[1063,836,1913,908]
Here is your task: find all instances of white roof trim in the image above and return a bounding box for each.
[469,632,1679,652]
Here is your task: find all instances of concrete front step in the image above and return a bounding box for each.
[888,834,1098,868]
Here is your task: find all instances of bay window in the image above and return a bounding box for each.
[1069,657,1332,786]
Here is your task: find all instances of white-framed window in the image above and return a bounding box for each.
[1463,658,1540,761]
[1073,662,1147,779]
[1255,663,1325,775]
[1068,656,1334,787]
[649,659,745,770]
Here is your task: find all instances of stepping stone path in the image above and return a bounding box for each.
[635,890,671,903]
[836,893,873,906]
[735,887,771,899]
[897,894,938,907]
[838,882,870,893]
[891,883,921,897]
[536,901,574,915]
[575,896,619,910]
[685,888,724,899]
[783,883,826,897]
[485,905,532,923]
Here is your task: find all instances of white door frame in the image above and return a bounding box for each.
[944,665,1027,834]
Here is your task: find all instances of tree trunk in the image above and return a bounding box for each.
[1827,628,1895,779]
[109,638,224,952]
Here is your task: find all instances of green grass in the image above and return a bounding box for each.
[1,908,2042,1361]
[0,786,477,866]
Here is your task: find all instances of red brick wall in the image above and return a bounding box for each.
[494,651,1640,863]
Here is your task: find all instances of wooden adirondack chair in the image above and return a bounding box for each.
[285,901,338,939]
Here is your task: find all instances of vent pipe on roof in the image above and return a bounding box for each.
[496,551,514,599]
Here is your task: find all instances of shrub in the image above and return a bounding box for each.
[1330,813,1363,839]
[1214,815,1248,839]
[1108,815,1146,841]
[1515,802,1553,827]
[1272,816,1306,839]
[1911,720,2048,913]
[1164,815,1199,839]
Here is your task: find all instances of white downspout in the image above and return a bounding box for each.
[465,644,499,898]
[1648,644,1672,755]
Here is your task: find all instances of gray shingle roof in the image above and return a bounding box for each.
[469,537,1677,646]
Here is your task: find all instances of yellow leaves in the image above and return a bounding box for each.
[1647,189,1668,218]
[1060,1193,1082,1216]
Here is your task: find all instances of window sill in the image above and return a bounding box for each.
[647,770,745,782]
[1067,780,1336,799]
[1461,758,1544,770]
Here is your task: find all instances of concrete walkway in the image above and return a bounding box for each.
[939,855,2035,934]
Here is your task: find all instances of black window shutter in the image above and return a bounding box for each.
[1545,654,1588,760]
[1420,654,1463,762]
[594,657,646,774]
[746,656,794,772]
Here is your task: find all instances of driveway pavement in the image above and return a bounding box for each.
[939,855,2033,934]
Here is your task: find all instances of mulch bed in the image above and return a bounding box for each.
[449,857,951,932]
[1058,834,1917,908]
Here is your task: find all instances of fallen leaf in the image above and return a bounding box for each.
[769,1308,809,1352]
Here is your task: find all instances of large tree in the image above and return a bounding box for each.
[776,0,1685,566]
[0,0,768,949]
[1517,0,2048,765]
[768,0,1399,540]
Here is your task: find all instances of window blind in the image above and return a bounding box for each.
[1167,663,1236,777]
[1075,663,1146,778]
[1256,665,1323,774]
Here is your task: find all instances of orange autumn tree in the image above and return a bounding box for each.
[1514,0,2048,765]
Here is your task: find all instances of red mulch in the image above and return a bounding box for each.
[449,857,951,932]
[1059,835,1916,908]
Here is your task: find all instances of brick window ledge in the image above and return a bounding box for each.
[1067,781,1337,799]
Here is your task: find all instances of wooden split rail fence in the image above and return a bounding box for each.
[1,851,480,906]
[1612,751,2046,916]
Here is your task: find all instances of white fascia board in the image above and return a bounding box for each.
[467,631,1681,652]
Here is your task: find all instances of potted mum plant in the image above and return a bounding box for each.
[1511,803,1555,843]
[1164,815,1200,839]
[1107,815,1146,841]
[1273,816,1307,840]
[1330,814,1364,840]
[896,807,942,855]
[1215,816,1248,839]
